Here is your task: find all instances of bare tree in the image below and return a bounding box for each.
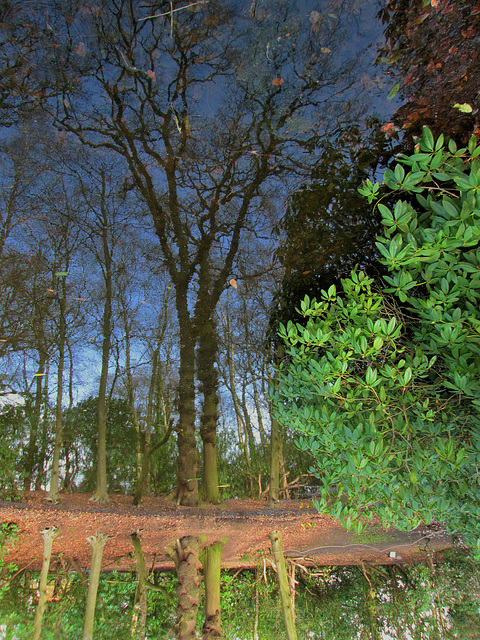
[49,0,377,505]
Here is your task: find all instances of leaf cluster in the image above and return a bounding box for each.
[273,128,480,551]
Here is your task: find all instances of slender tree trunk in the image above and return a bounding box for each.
[201,541,224,639]
[123,314,143,482]
[133,418,173,506]
[167,536,202,640]
[219,299,252,483]
[240,382,256,495]
[269,531,297,640]
[130,532,149,640]
[198,317,220,504]
[32,527,58,640]
[92,177,113,504]
[48,280,67,502]
[133,310,172,505]
[23,353,47,491]
[258,360,271,455]
[175,300,199,506]
[269,413,280,503]
[243,302,268,457]
[83,533,109,640]
[34,366,50,491]
[253,565,260,640]
[269,346,284,503]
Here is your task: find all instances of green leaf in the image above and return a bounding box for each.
[422,127,434,152]
[453,103,473,114]
[387,83,400,100]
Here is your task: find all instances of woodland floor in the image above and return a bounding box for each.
[0,492,453,572]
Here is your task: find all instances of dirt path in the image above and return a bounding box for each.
[0,492,452,571]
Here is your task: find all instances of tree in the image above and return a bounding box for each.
[272,128,480,551]
[271,122,392,331]
[49,0,380,505]
[32,527,58,640]
[66,396,137,494]
[83,533,109,640]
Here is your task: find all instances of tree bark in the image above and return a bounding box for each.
[269,413,280,503]
[23,352,47,491]
[175,302,199,506]
[167,536,202,640]
[34,370,51,491]
[91,172,113,504]
[269,531,297,640]
[130,531,172,637]
[130,532,149,640]
[83,533,109,640]
[198,317,220,504]
[201,541,224,639]
[32,526,58,640]
[269,346,284,503]
[48,277,67,502]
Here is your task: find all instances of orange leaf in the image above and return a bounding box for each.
[229,278,237,290]
[272,77,284,86]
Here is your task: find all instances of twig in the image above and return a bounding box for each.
[138,1,209,21]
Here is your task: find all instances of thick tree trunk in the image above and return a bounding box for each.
[83,533,109,640]
[269,531,297,640]
[167,536,202,640]
[175,304,199,506]
[198,317,220,504]
[201,541,224,639]
[32,527,58,640]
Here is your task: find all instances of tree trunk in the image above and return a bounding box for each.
[269,346,284,503]
[240,381,256,494]
[48,280,67,502]
[83,533,109,640]
[23,353,47,491]
[198,317,220,504]
[92,174,113,504]
[253,565,260,640]
[201,541,224,639]
[32,527,58,640]
[269,413,280,503]
[167,536,202,640]
[175,301,199,506]
[34,366,50,491]
[269,531,297,640]
[133,420,173,506]
[220,301,251,485]
[130,532,149,640]
[123,312,143,482]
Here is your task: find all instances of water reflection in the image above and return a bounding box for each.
[0,546,478,639]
